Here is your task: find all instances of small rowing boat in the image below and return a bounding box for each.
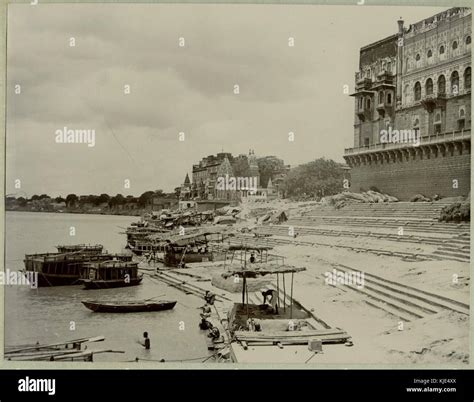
[82,300,177,313]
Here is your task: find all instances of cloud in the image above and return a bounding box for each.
[6,4,447,196]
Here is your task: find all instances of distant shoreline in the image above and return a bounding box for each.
[5,208,141,218]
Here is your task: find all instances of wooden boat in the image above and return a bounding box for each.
[23,245,133,287]
[56,244,103,254]
[5,335,124,362]
[162,230,229,267]
[82,300,177,313]
[222,263,351,361]
[81,261,143,289]
[125,226,168,252]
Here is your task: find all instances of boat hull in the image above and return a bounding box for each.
[37,274,82,287]
[164,252,215,267]
[82,300,177,313]
[24,253,133,287]
[82,277,143,289]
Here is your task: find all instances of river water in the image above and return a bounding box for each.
[5,211,210,363]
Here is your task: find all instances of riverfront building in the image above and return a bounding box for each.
[179,151,288,202]
[344,7,471,200]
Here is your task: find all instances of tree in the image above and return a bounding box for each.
[109,194,126,209]
[17,197,27,207]
[232,158,250,178]
[138,191,156,207]
[257,157,285,188]
[97,194,110,204]
[65,194,78,208]
[55,196,66,203]
[281,158,344,199]
[125,195,138,204]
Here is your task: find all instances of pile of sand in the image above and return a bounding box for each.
[380,311,469,365]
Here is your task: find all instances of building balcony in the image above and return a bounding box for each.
[420,92,447,112]
[344,128,470,157]
[356,106,372,122]
[355,77,372,90]
[376,102,393,117]
[375,71,395,85]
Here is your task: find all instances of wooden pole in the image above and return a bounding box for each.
[246,276,249,317]
[283,273,286,312]
[276,274,280,309]
[290,272,294,319]
[242,275,246,305]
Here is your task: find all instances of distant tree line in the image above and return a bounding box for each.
[6,190,175,210]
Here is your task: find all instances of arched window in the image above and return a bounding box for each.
[425,78,433,95]
[458,108,466,130]
[414,82,421,101]
[415,53,421,61]
[403,84,409,102]
[387,93,392,104]
[427,49,432,58]
[434,113,442,134]
[452,41,458,50]
[438,75,446,94]
[466,36,471,45]
[379,91,383,104]
[413,118,420,136]
[451,71,459,94]
[366,98,371,109]
[464,67,471,90]
[439,45,445,54]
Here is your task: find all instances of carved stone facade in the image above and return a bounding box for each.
[344,7,471,200]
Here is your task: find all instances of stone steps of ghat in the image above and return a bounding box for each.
[436,246,471,256]
[431,249,470,262]
[255,227,470,254]
[286,218,468,234]
[299,202,455,218]
[255,225,462,244]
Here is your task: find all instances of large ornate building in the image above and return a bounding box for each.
[344,7,471,200]
[179,151,288,202]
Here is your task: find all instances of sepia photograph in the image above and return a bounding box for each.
[3,3,471,368]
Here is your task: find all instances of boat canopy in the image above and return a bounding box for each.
[225,245,273,252]
[164,228,233,247]
[222,263,306,277]
[83,261,138,269]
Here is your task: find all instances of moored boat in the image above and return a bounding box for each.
[81,300,177,313]
[56,244,104,254]
[162,229,229,267]
[81,261,143,289]
[218,263,351,363]
[23,245,133,287]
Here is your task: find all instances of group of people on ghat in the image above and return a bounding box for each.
[199,290,221,340]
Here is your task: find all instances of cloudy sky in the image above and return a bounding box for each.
[6,4,447,197]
